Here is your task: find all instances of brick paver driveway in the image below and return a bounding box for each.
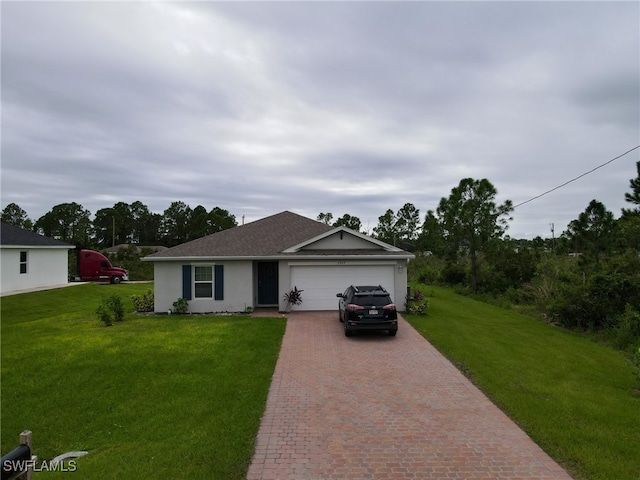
[247,312,573,480]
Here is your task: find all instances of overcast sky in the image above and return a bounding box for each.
[2,1,638,239]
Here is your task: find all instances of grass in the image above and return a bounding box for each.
[405,285,640,480]
[1,283,286,479]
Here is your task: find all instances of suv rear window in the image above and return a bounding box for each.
[353,294,392,307]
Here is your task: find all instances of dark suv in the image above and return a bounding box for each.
[337,285,398,337]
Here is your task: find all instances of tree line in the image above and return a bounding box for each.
[2,164,638,262]
[1,201,238,248]
[318,164,640,350]
[2,163,639,348]
[2,164,638,261]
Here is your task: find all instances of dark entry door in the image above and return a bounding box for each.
[257,262,279,305]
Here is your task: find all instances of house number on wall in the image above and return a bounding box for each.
[337,261,346,265]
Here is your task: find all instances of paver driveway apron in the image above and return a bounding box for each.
[247,312,573,480]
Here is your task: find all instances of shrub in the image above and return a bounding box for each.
[440,262,467,286]
[106,295,125,322]
[96,303,113,326]
[172,297,189,314]
[546,282,587,329]
[629,345,640,388]
[418,266,441,284]
[406,289,429,315]
[549,272,637,331]
[408,256,445,284]
[96,294,124,326]
[613,305,640,350]
[131,289,154,312]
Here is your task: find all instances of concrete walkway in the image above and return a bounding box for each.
[247,312,573,480]
[0,282,87,297]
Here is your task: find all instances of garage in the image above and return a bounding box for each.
[289,264,396,311]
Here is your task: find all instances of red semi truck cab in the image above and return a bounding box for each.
[72,249,129,284]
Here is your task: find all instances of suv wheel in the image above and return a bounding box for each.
[388,329,397,337]
[344,324,353,337]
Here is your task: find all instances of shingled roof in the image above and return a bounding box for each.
[147,211,335,259]
[0,222,74,248]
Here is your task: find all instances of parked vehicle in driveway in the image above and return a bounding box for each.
[337,285,398,337]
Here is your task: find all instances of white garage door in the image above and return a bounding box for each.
[289,264,395,311]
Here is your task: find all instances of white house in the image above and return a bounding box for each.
[144,211,415,313]
[1,222,74,295]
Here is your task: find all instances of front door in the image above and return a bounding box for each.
[257,262,279,305]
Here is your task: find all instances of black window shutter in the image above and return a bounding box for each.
[182,265,192,300]
[214,265,224,300]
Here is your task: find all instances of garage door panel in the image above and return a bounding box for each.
[290,265,395,311]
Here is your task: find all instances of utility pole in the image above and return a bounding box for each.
[550,222,555,251]
[112,216,116,248]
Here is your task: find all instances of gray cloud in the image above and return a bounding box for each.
[1,1,638,239]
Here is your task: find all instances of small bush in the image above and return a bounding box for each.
[172,297,189,314]
[131,289,154,312]
[613,305,640,350]
[96,303,113,326]
[106,295,125,322]
[406,289,429,315]
[633,347,640,383]
[96,294,124,326]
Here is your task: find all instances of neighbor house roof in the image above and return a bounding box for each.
[145,211,414,261]
[147,211,334,259]
[0,222,74,248]
[104,244,169,255]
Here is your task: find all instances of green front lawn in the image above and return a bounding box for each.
[405,285,640,480]
[4,283,639,479]
[1,284,285,479]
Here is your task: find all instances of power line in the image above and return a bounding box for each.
[513,145,640,209]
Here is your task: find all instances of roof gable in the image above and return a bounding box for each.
[282,227,402,253]
[147,211,334,259]
[0,222,74,248]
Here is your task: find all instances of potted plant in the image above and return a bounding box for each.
[283,286,303,312]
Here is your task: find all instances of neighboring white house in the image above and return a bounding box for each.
[0,222,75,295]
[144,211,415,313]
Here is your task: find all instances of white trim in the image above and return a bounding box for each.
[19,250,28,274]
[193,265,214,299]
[145,253,414,262]
[287,260,398,266]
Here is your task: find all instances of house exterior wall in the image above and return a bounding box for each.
[394,259,410,308]
[153,260,253,313]
[1,247,70,294]
[153,262,181,312]
[153,257,410,314]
